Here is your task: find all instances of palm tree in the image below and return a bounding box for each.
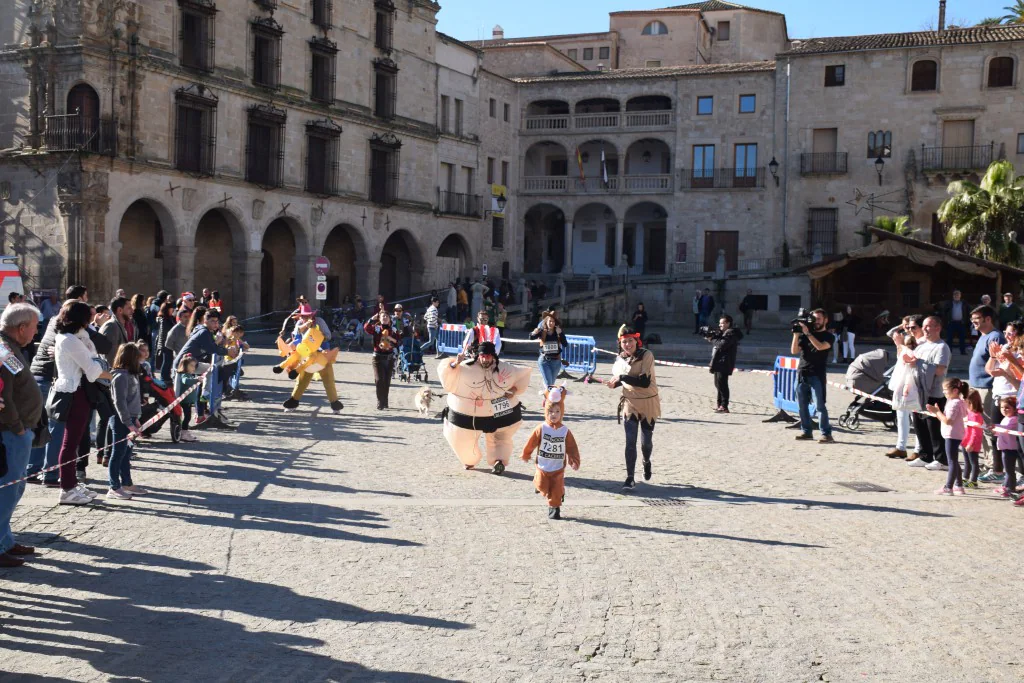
[939,160,1024,265]
[1003,0,1024,23]
[977,16,1005,26]
[873,215,917,237]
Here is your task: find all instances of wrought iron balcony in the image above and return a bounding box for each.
[680,167,766,189]
[800,152,848,175]
[920,143,994,172]
[437,190,482,217]
[43,113,117,156]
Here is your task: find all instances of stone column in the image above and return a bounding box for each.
[355,260,381,300]
[170,246,197,299]
[232,250,263,320]
[295,254,320,303]
[562,219,574,274]
[614,220,624,268]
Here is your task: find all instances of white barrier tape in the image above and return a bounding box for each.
[593,346,777,375]
[0,354,239,491]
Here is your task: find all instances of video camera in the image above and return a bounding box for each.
[697,325,714,337]
[790,307,815,334]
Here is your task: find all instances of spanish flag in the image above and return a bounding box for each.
[576,146,586,182]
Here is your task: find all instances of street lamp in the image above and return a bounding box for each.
[875,156,885,186]
[768,156,780,186]
[484,192,507,217]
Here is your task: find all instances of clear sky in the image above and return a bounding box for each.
[436,0,1014,42]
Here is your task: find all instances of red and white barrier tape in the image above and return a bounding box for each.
[0,355,236,491]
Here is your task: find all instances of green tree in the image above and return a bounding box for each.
[977,16,1005,25]
[938,160,1024,265]
[1003,0,1024,23]
[873,215,916,236]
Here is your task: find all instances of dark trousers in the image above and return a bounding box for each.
[59,388,91,491]
[946,320,967,354]
[372,354,394,408]
[693,314,700,334]
[944,438,963,489]
[985,393,1003,473]
[623,415,654,478]
[713,371,730,408]
[159,348,174,383]
[95,400,114,464]
[912,396,947,464]
[962,447,980,483]
[1004,448,1020,491]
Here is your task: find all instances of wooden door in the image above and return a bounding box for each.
[942,120,975,148]
[703,231,739,272]
[812,128,838,154]
[645,223,667,274]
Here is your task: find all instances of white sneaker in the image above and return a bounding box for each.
[908,459,928,467]
[925,461,949,471]
[59,488,93,505]
[75,483,99,499]
[180,431,198,442]
[106,488,132,500]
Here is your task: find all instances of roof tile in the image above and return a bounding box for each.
[782,25,1024,56]
[511,60,776,84]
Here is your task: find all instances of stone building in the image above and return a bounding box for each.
[0,0,517,317]
[3,0,1024,323]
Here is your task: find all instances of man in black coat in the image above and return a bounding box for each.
[706,314,743,413]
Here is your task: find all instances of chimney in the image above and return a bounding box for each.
[492,25,504,40]
[938,0,946,32]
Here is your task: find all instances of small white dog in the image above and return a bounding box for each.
[413,387,441,416]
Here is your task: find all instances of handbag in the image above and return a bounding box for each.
[46,386,75,423]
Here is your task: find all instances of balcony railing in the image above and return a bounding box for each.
[523,109,673,132]
[524,115,569,131]
[800,152,848,175]
[623,174,672,192]
[437,190,481,218]
[521,175,675,194]
[680,167,766,189]
[574,112,620,129]
[624,110,672,127]
[43,113,117,156]
[920,143,994,172]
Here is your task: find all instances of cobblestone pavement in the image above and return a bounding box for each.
[3,348,1023,682]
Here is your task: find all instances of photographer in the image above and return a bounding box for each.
[705,315,743,413]
[790,309,835,444]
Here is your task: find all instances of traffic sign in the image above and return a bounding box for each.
[314,256,331,275]
[315,281,327,300]
[316,274,327,282]
[482,263,488,276]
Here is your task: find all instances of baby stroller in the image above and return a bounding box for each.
[139,374,183,443]
[396,336,428,383]
[837,349,896,431]
[340,318,363,351]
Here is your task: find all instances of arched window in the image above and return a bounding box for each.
[641,21,668,36]
[988,56,1015,88]
[911,60,938,92]
[867,130,892,158]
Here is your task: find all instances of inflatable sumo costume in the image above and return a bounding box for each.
[521,384,581,520]
[438,341,531,474]
[278,304,343,414]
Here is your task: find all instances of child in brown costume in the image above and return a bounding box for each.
[520,385,580,519]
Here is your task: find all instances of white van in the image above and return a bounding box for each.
[0,256,26,310]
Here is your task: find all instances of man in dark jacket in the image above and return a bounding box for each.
[0,303,42,567]
[706,314,743,414]
[100,296,132,365]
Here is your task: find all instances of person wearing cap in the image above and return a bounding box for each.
[392,303,412,336]
[998,292,1022,330]
[280,303,343,414]
[604,324,661,489]
[438,340,531,474]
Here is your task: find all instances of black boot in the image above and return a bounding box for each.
[548,507,561,520]
[283,398,300,412]
[492,461,505,475]
[330,400,344,414]
[643,457,652,481]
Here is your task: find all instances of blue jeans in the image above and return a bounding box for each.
[107,417,134,490]
[26,377,51,477]
[41,416,67,484]
[0,430,35,554]
[538,357,562,389]
[423,326,438,354]
[797,375,831,437]
[159,348,174,384]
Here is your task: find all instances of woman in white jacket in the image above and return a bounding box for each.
[52,302,112,505]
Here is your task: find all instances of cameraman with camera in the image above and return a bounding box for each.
[704,315,743,413]
[790,308,835,443]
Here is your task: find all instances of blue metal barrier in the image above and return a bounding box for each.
[773,355,815,417]
[564,335,597,376]
[437,324,466,355]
